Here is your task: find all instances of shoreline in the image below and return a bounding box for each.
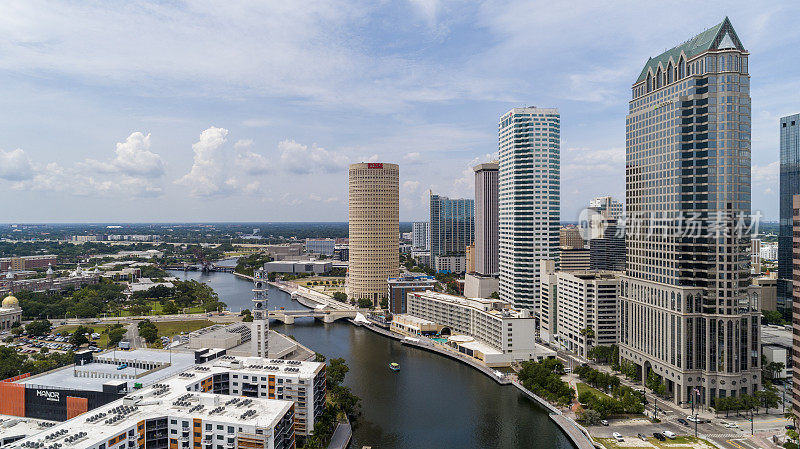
[264,277,594,449]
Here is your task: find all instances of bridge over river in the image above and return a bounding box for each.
[268,308,358,324]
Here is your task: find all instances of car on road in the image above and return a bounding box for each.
[600,420,609,426]
[723,422,738,428]
[686,415,700,423]
[612,433,624,442]
[652,433,666,441]
[677,418,689,426]
[786,424,796,430]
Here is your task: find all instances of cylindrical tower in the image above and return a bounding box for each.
[347,162,399,306]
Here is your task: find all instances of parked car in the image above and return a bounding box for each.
[653,433,666,441]
[612,433,624,442]
[686,415,700,423]
[637,433,647,441]
[662,430,676,439]
[677,418,688,426]
[723,422,738,428]
[600,420,609,426]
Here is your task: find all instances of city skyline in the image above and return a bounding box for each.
[0,3,796,223]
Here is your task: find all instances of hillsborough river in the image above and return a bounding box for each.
[169,270,574,449]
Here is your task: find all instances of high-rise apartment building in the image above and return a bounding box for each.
[589,196,623,220]
[589,220,625,271]
[779,113,800,312]
[473,162,499,275]
[555,271,621,358]
[347,162,399,305]
[429,192,474,257]
[619,18,760,406]
[498,107,560,310]
[412,221,430,250]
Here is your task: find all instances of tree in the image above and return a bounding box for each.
[489,291,499,299]
[578,409,602,425]
[327,358,349,388]
[25,319,52,337]
[357,298,373,309]
[69,325,92,347]
[379,298,388,310]
[333,292,347,303]
[107,324,127,348]
[137,319,159,344]
[646,371,666,397]
[162,301,180,315]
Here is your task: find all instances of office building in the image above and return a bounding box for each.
[429,192,474,258]
[760,242,778,261]
[401,291,553,366]
[560,247,591,271]
[305,238,335,256]
[780,113,800,311]
[539,260,558,343]
[793,194,800,421]
[435,255,467,274]
[753,272,777,312]
[333,244,349,261]
[751,238,761,273]
[465,161,501,299]
[411,250,431,267]
[559,227,584,249]
[554,271,621,358]
[347,162,399,305]
[465,243,476,273]
[0,255,57,272]
[589,219,626,271]
[473,162,499,274]
[589,196,623,220]
[412,221,430,250]
[498,107,561,311]
[387,275,436,315]
[619,18,761,406]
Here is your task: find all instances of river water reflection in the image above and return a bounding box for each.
[169,270,574,449]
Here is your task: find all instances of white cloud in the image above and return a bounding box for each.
[234,139,271,175]
[752,160,778,185]
[403,152,423,164]
[0,148,33,181]
[403,180,421,193]
[279,140,349,174]
[174,127,234,197]
[110,132,165,178]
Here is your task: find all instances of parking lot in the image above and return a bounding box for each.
[0,331,89,354]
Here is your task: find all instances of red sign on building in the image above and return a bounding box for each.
[367,163,383,169]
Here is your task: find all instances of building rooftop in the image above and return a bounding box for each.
[412,291,531,319]
[20,349,197,393]
[761,325,791,349]
[635,17,743,83]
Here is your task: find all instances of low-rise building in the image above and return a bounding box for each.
[305,238,335,256]
[463,273,498,299]
[411,250,430,267]
[753,273,778,312]
[387,275,436,315]
[0,295,22,330]
[264,261,332,275]
[390,314,442,335]
[434,255,466,274]
[404,291,551,366]
[0,255,57,272]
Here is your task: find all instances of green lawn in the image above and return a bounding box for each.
[576,382,613,400]
[153,320,214,338]
[53,324,125,349]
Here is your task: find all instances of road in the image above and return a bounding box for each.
[555,348,790,449]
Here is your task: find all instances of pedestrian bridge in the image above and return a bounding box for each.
[268,308,357,324]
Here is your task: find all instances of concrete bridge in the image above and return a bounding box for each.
[268,308,358,324]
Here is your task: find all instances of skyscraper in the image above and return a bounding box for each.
[347,162,399,305]
[412,221,430,250]
[473,162,499,275]
[779,113,800,312]
[619,18,760,406]
[589,196,623,220]
[498,107,560,310]
[429,192,474,258]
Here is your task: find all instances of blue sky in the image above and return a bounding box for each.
[0,1,796,223]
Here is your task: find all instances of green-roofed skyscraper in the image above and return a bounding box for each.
[618,18,760,407]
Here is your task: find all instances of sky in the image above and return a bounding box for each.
[0,1,796,223]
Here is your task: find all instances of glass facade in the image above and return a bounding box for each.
[429,194,474,258]
[779,113,800,311]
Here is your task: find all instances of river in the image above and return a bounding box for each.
[169,269,574,449]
